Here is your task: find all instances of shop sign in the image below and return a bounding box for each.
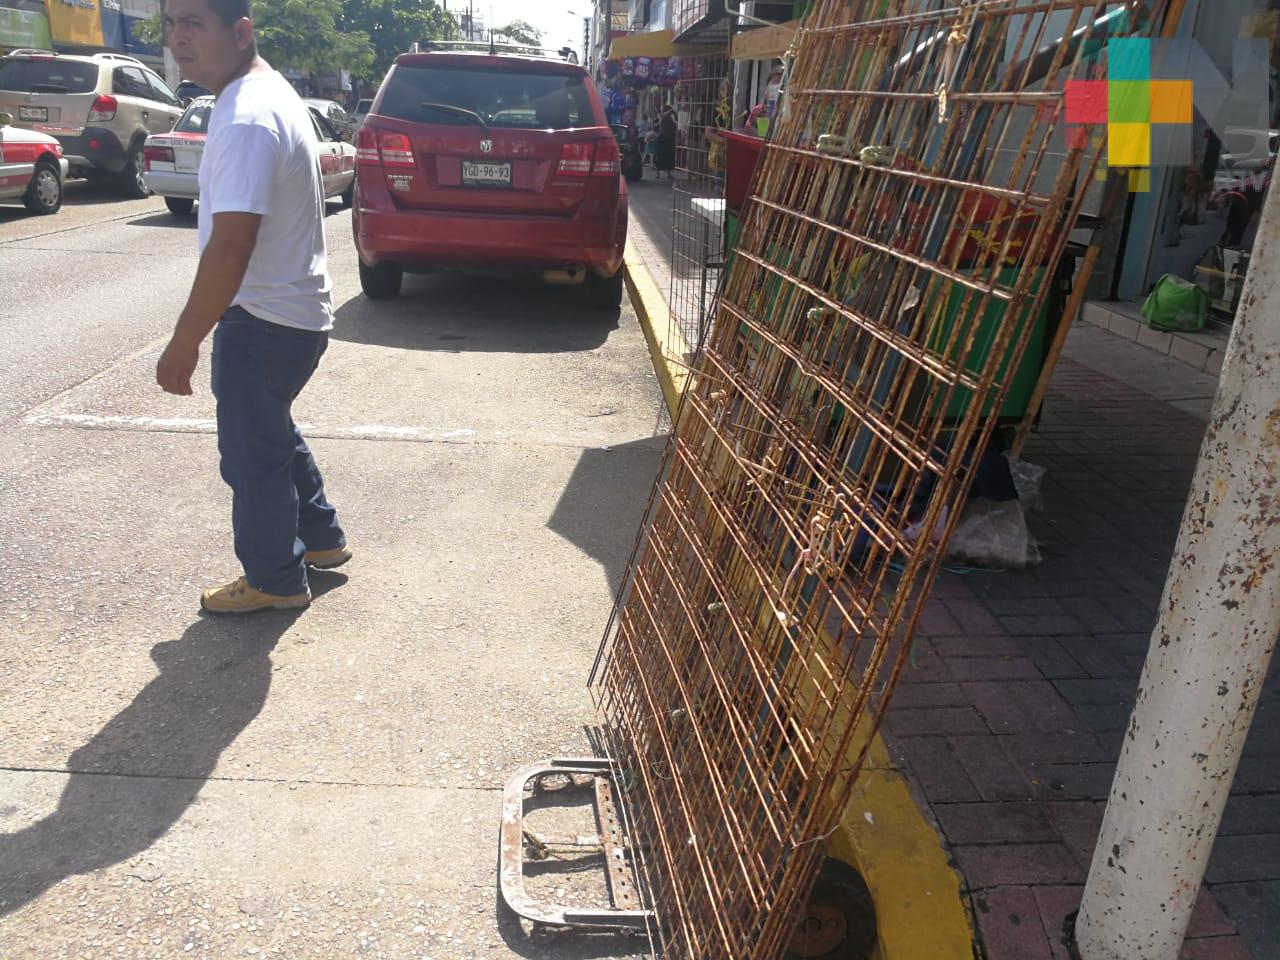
[0,5,53,49]
[48,0,105,47]
[99,0,125,51]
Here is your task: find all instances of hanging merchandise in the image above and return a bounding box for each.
[622,57,636,77]
[635,56,652,81]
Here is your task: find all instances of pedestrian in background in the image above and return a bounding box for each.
[155,0,351,615]
[655,106,677,179]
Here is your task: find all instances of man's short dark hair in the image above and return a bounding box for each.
[207,0,251,26]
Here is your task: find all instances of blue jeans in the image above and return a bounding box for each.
[211,307,345,595]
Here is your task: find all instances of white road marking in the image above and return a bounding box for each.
[25,411,480,444]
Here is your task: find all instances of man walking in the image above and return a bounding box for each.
[156,0,350,614]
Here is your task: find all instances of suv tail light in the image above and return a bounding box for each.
[144,145,174,170]
[356,127,380,165]
[378,131,415,168]
[556,140,619,178]
[88,94,117,123]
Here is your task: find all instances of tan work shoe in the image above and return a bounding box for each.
[305,545,353,569]
[200,577,311,616]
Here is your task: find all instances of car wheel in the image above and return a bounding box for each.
[165,196,195,216]
[586,266,625,310]
[784,859,878,960]
[23,159,62,215]
[359,260,403,300]
[119,141,151,199]
[341,181,354,208]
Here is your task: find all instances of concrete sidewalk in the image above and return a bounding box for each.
[625,188,1280,959]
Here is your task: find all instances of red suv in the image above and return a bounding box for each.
[352,46,628,308]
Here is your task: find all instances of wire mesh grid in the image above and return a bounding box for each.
[669,54,732,357]
[593,2,1154,958]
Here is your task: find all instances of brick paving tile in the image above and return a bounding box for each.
[891,736,980,803]
[972,886,1054,960]
[1026,762,1118,802]
[999,613,1089,636]
[1178,936,1256,960]
[1002,732,1112,765]
[963,680,1081,732]
[976,595,1070,617]
[1206,834,1280,884]
[1211,880,1280,958]
[953,843,1084,887]
[1220,795,1280,836]
[1101,595,1161,632]
[933,802,1060,845]
[916,600,964,637]
[1057,635,1142,679]
[1052,676,1139,707]
[944,656,1046,682]
[1041,801,1105,870]
[1233,762,1280,793]
[886,681,973,709]
[1186,888,1241,939]
[1072,702,1137,733]
[929,634,1026,657]
[1015,637,1091,679]
[940,595,1006,634]
[1055,595,1130,633]
[1031,885,1083,960]
[895,642,955,685]
[950,736,1037,801]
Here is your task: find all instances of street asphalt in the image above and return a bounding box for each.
[0,179,663,958]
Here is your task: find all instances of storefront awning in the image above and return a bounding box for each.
[608,29,701,60]
[730,19,798,59]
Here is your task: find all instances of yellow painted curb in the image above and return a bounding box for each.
[625,239,976,960]
[623,238,693,418]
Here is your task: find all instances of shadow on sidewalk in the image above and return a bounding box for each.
[331,274,620,354]
[0,574,346,916]
[547,436,667,599]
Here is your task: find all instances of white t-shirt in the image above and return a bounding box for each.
[198,70,333,332]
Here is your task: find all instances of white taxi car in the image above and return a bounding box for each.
[144,96,356,216]
[0,109,67,215]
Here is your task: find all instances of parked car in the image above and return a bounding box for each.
[144,97,356,215]
[303,98,355,141]
[174,80,211,106]
[0,50,184,198]
[353,97,373,129]
[351,46,627,307]
[0,109,66,215]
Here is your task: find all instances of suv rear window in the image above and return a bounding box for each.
[380,63,597,130]
[176,101,213,133]
[0,58,98,94]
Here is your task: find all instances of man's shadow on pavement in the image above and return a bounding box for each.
[0,574,346,915]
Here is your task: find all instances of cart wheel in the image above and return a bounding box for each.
[785,858,877,960]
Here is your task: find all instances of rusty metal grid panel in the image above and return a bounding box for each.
[593,2,1153,958]
[669,54,731,358]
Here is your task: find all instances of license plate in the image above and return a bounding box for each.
[175,148,199,173]
[18,106,47,122]
[462,160,510,187]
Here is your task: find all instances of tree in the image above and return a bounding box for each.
[338,0,458,85]
[134,0,375,78]
[255,0,373,76]
[493,19,542,46]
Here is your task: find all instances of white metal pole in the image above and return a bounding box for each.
[1074,176,1280,957]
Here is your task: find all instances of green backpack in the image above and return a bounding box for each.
[1141,274,1208,332]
